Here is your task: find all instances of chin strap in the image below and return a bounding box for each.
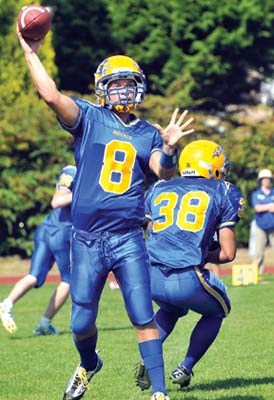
[113,104,135,113]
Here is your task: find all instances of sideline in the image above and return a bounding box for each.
[0,267,274,285]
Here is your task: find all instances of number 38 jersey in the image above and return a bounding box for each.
[59,99,162,232]
[145,177,244,271]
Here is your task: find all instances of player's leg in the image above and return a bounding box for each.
[134,265,181,391]
[34,228,71,335]
[172,314,222,379]
[134,306,179,391]
[113,228,169,399]
[150,266,181,343]
[170,267,230,387]
[0,228,53,333]
[0,274,37,333]
[63,231,106,400]
[149,266,190,389]
[44,282,70,320]
[34,281,70,335]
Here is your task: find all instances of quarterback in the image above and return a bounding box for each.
[17,26,194,400]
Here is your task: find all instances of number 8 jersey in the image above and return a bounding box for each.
[59,99,162,232]
[145,177,244,271]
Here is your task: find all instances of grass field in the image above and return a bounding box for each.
[0,274,274,400]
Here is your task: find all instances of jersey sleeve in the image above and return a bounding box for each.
[150,127,163,155]
[218,182,245,229]
[57,98,97,137]
[57,165,77,191]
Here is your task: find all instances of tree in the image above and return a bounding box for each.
[167,0,274,107]
[0,0,74,256]
[43,0,116,93]
[105,0,274,108]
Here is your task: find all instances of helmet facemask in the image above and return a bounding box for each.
[94,56,146,113]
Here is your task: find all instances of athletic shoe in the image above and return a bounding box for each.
[134,361,151,390]
[63,352,103,400]
[0,302,17,333]
[33,323,60,336]
[170,365,192,388]
[151,392,170,400]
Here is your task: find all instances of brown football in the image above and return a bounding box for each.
[17,5,51,40]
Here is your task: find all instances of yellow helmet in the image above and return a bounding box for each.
[94,55,146,113]
[179,140,230,180]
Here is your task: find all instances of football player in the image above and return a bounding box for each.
[0,165,76,335]
[17,28,195,400]
[135,140,244,390]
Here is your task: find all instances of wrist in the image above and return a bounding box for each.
[162,144,176,155]
[160,148,178,169]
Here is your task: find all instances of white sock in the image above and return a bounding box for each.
[3,298,13,311]
[40,316,50,328]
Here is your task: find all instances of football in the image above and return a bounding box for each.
[17,5,51,40]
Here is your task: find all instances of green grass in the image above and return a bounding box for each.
[0,275,274,400]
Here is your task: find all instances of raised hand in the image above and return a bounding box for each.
[155,108,195,153]
[17,24,42,54]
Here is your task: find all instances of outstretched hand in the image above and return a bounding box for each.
[155,108,195,152]
[16,24,42,54]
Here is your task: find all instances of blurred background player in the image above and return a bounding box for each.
[250,168,274,276]
[0,165,76,335]
[17,26,196,400]
[135,140,244,390]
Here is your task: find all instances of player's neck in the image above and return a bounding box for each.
[113,110,134,124]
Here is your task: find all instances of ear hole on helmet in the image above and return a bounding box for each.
[215,170,219,178]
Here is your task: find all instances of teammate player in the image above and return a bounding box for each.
[17,27,195,400]
[135,140,244,390]
[0,165,76,335]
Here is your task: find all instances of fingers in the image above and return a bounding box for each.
[176,109,188,126]
[169,108,179,125]
[179,116,194,130]
[180,128,195,137]
[170,109,194,131]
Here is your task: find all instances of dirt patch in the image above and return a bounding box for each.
[0,256,59,276]
[0,247,273,284]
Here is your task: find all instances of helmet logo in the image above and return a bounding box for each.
[97,59,110,76]
[212,145,224,158]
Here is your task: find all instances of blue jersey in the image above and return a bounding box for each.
[43,165,76,233]
[60,99,162,232]
[145,177,244,271]
[251,187,274,231]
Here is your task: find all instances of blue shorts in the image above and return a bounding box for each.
[70,228,154,336]
[29,224,71,287]
[150,266,231,319]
